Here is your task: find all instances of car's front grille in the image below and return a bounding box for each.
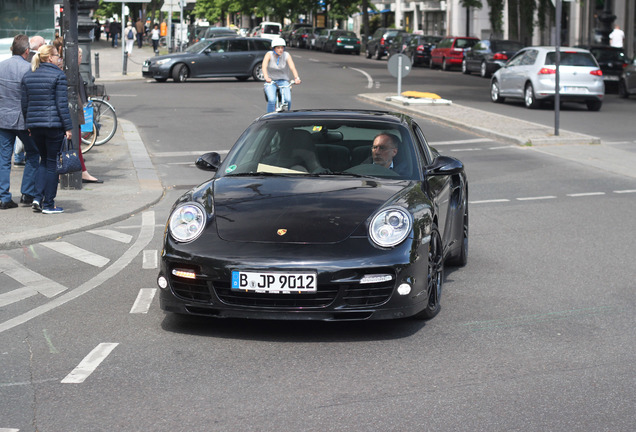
[214,282,338,308]
[342,283,393,306]
[171,278,212,303]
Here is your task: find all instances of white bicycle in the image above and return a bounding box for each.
[265,80,294,112]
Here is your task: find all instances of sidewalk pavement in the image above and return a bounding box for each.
[2,41,634,249]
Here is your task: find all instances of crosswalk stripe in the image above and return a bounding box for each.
[87,229,133,244]
[40,242,110,268]
[61,343,119,384]
[130,288,157,314]
[142,250,158,269]
[0,255,66,307]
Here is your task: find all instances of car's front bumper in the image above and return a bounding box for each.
[142,63,171,79]
[158,236,431,321]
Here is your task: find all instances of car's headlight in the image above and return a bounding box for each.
[156,58,172,65]
[169,203,206,243]
[369,207,412,247]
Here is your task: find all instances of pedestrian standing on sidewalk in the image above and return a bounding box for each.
[0,34,40,210]
[110,19,121,48]
[21,44,73,214]
[135,18,145,49]
[124,21,136,56]
[151,23,160,53]
[609,25,625,48]
[13,35,46,167]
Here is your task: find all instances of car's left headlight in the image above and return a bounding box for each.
[369,207,412,248]
[156,58,172,65]
[169,203,206,243]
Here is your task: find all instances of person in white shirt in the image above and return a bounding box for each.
[609,25,625,48]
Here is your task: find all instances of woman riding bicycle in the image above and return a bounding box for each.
[262,38,301,113]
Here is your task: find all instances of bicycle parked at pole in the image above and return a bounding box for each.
[80,84,118,154]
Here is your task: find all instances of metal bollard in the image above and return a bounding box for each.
[123,52,128,75]
[94,52,100,78]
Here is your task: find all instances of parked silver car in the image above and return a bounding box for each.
[618,58,636,99]
[490,46,605,111]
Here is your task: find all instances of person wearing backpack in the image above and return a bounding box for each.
[124,21,137,56]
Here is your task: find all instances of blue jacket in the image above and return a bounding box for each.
[0,55,31,130]
[21,62,73,131]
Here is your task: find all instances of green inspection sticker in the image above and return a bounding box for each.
[226,165,237,173]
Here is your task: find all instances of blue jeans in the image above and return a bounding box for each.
[0,128,39,203]
[30,128,64,210]
[264,80,292,113]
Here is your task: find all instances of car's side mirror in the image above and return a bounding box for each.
[427,155,464,176]
[195,152,222,171]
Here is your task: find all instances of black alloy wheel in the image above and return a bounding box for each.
[414,226,444,320]
[172,64,188,83]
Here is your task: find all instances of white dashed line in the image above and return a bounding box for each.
[516,196,557,201]
[614,189,636,194]
[567,192,606,197]
[61,343,119,384]
[130,288,157,314]
[88,229,133,244]
[142,250,158,269]
[470,199,510,204]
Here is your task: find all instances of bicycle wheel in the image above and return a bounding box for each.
[91,99,117,146]
[80,122,97,153]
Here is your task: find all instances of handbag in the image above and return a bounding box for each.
[56,137,82,174]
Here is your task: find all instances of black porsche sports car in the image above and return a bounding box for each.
[158,110,468,321]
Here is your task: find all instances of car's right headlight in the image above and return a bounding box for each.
[168,203,206,243]
[156,58,172,65]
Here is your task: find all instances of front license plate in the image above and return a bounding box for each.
[603,75,619,81]
[232,271,317,293]
[142,65,149,72]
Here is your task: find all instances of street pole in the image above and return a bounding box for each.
[554,0,561,136]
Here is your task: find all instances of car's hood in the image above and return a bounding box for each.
[208,176,407,244]
[149,52,191,63]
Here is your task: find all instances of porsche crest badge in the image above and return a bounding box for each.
[277,229,287,236]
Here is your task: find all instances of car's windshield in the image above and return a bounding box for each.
[219,119,418,180]
[187,40,211,53]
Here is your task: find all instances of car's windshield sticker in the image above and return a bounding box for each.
[226,164,237,173]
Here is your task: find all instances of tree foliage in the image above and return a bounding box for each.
[486,0,504,36]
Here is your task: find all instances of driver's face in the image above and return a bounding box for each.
[372,135,398,168]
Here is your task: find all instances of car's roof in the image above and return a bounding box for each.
[259,109,411,125]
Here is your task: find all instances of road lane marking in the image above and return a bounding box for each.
[0,428,20,431]
[0,211,155,334]
[88,229,133,244]
[470,199,510,204]
[41,241,110,268]
[0,255,67,307]
[347,67,374,88]
[567,192,605,197]
[61,343,119,384]
[142,250,158,269]
[516,196,557,201]
[130,288,157,314]
[614,189,636,194]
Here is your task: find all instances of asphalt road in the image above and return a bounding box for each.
[1,47,635,431]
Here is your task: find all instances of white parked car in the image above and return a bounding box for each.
[256,22,281,41]
[490,46,605,111]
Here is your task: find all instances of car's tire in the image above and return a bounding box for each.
[154,78,167,83]
[331,45,337,54]
[354,50,360,55]
[411,53,417,66]
[490,79,505,103]
[374,47,382,60]
[524,83,539,109]
[461,58,469,74]
[366,46,372,58]
[414,225,444,320]
[618,80,629,98]
[172,64,188,83]
[586,99,603,111]
[446,186,468,267]
[480,61,490,78]
[442,58,448,71]
[429,58,436,69]
[252,63,264,81]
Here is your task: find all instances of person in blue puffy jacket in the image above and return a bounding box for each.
[21,44,73,214]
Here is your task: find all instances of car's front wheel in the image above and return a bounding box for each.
[172,64,188,83]
[490,79,505,103]
[618,80,629,98]
[586,99,602,111]
[374,47,382,60]
[441,58,449,71]
[524,83,539,109]
[414,225,444,320]
[252,63,264,81]
[480,61,490,78]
